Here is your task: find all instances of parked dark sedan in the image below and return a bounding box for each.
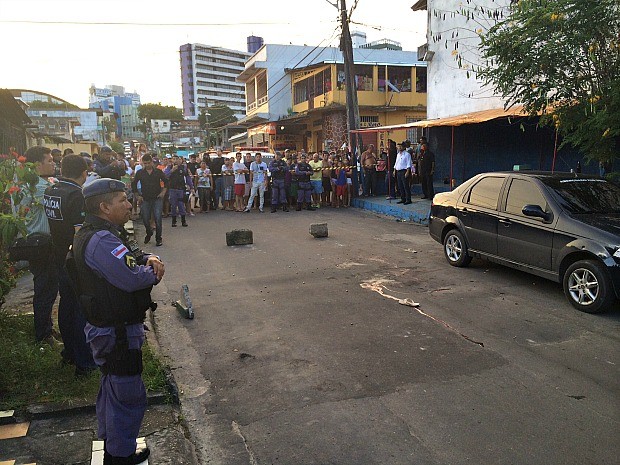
[429,171,620,313]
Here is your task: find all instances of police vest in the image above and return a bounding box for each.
[44,178,85,258]
[297,163,312,182]
[270,160,287,179]
[70,215,153,328]
[168,166,188,190]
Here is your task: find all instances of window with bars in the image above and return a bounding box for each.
[406,117,424,142]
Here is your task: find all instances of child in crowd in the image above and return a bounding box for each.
[333,160,348,208]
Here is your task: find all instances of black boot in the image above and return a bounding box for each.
[271,206,277,213]
[104,447,150,465]
[171,217,177,227]
[283,204,289,212]
[181,215,188,227]
[296,203,302,211]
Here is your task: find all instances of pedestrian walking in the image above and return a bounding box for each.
[132,154,168,246]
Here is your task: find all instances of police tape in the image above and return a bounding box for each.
[184,166,368,177]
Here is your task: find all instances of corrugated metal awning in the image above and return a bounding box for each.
[411,0,427,12]
[351,106,528,133]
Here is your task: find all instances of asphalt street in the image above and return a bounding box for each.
[148,207,620,465]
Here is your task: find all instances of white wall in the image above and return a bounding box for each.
[426,0,510,119]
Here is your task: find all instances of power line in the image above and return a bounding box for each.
[257,26,342,111]
[0,19,336,27]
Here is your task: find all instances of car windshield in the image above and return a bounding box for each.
[542,178,620,214]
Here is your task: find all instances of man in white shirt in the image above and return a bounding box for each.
[393,142,412,204]
[244,153,268,213]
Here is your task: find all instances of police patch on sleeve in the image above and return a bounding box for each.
[125,254,137,269]
[111,244,128,259]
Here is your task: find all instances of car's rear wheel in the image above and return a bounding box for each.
[563,260,614,313]
[443,229,472,267]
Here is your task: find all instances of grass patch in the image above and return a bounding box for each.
[0,309,170,410]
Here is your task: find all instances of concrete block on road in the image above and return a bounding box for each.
[226,229,253,246]
[310,223,328,238]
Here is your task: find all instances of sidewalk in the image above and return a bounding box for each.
[352,181,450,224]
[0,274,198,465]
[352,195,432,224]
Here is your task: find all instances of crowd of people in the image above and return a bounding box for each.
[360,137,435,203]
[55,140,435,247]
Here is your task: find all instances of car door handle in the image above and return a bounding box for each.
[499,218,512,226]
[459,208,468,216]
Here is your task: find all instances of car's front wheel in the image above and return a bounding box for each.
[443,229,472,267]
[563,260,614,313]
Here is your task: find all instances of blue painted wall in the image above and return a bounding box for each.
[427,118,597,187]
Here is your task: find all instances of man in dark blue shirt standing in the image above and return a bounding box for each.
[131,154,168,246]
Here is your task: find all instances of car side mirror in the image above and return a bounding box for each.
[522,204,552,222]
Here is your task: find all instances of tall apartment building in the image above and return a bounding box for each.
[180,43,251,120]
[89,84,142,139]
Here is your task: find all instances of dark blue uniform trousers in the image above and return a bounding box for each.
[271,178,286,206]
[87,324,146,457]
[297,181,312,204]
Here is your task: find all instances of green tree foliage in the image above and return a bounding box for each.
[204,105,237,129]
[102,116,117,137]
[109,141,124,154]
[479,0,620,162]
[138,103,183,122]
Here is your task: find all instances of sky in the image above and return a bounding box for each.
[0,0,426,109]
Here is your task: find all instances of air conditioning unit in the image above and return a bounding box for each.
[417,43,434,62]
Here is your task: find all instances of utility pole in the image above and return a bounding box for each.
[339,0,361,196]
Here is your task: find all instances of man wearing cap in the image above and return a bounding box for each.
[44,154,96,376]
[269,151,289,212]
[68,178,164,465]
[94,147,126,180]
[295,154,316,211]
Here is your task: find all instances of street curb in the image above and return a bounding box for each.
[24,390,172,421]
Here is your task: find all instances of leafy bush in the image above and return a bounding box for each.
[0,150,39,303]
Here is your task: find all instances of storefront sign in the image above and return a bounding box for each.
[248,122,276,137]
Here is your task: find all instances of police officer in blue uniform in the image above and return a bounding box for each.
[295,154,316,211]
[67,178,164,465]
[44,154,96,376]
[269,151,289,213]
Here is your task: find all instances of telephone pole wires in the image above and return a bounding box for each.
[338,0,361,196]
